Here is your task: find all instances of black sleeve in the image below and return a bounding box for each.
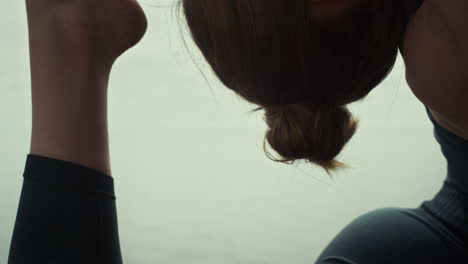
[8,154,123,264]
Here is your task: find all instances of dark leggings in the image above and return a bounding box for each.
[8,154,468,263]
[316,206,468,263]
[8,154,122,264]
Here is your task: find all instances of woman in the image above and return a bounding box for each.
[7,0,468,263]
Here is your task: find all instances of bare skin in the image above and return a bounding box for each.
[401,0,468,140]
[26,0,147,175]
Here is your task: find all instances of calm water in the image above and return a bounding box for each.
[0,1,446,263]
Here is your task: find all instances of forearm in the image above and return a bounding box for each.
[28,13,113,175]
[30,87,112,176]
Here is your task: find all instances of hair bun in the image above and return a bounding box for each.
[262,103,358,177]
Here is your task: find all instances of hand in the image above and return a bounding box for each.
[26,0,148,68]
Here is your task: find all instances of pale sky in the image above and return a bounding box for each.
[0,1,447,263]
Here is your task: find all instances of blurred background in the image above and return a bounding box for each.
[0,1,446,263]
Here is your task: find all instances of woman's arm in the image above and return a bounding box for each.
[401,0,468,140]
[26,0,147,175]
[27,13,113,175]
[8,1,147,263]
[427,0,468,50]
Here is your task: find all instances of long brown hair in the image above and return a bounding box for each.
[174,0,407,178]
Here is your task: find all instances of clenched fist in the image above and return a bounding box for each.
[26,0,148,68]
